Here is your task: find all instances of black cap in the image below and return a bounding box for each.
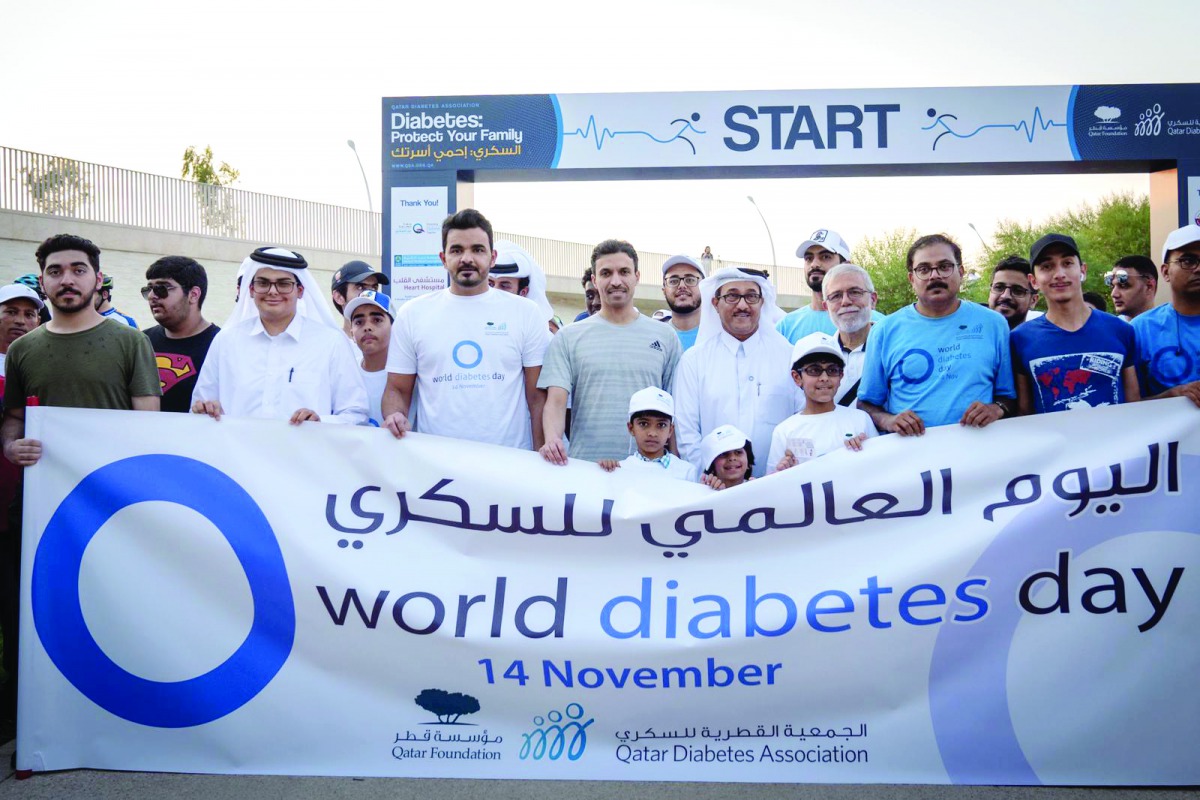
[1029,234,1080,266]
[331,260,389,291]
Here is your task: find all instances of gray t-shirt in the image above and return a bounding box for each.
[538,313,681,461]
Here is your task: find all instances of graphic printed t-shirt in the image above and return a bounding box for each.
[1010,311,1135,413]
[145,324,220,413]
[388,288,550,448]
[858,302,1014,428]
[1131,304,1200,397]
[538,313,682,461]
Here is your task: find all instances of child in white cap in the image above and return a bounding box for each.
[698,424,755,489]
[769,332,876,474]
[599,387,698,481]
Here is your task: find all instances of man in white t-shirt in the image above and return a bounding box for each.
[344,290,394,427]
[382,209,550,449]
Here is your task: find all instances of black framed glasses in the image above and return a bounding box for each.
[140,283,177,299]
[911,262,959,280]
[251,277,298,294]
[664,275,700,288]
[824,288,868,304]
[799,364,844,377]
[1168,254,1200,272]
[716,292,763,305]
[990,283,1032,298]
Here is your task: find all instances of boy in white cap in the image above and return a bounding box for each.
[1133,223,1200,405]
[344,290,395,427]
[698,424,755,489]
[192,246,368,425]
[598,387,699,481]
[769,332,876,474]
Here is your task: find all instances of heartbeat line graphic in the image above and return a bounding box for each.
[564,113,706,154]
[921,107,1066,151]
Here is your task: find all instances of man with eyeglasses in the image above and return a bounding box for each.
[673,266,801,476]
[1105,255,1158,321]
[142,256,219,413]
[777,228,884,343]
[192,247,367,425]
[1010,234,1139,414]
[859,234,1015,435]
[1132,224,1200,406]
[987,256,1041,329]
[821,263,879,406]
[660,254,706,351]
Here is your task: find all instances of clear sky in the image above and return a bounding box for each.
[2,0,1195,267]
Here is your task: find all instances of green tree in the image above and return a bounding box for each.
[856,227,918,315]
[977,192,1149,309]
[181,145,243,236]
[20,156,92,215]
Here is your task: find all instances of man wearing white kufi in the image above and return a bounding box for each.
[490,240,562,332]
[673,266,802,477]
[192,246,368,425]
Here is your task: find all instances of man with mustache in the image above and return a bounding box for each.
[1011,234,1139,414]
[777,227,883,343]
[0,285,42,396]
[142,256,219,413]
[1133,224,1200,406]
[660,254,705,351]
[858,234,1014,435]
[539,239,681,464]
[821,263,879,406]
[987,256,1041,329]
[673,266,802,477]
[3,234,160,468]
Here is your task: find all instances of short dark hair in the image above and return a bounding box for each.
[906,234,962,271]
[441,208,493,251]
[630,410,672,423]
[991,255,1032,279]
[1114,255,1158,282]
[147,256,209,308]
[36,234,100,272]
[792,354,845,373]
[581,266,594,288]
[1082,291,1109,312]
[704,441,755,481]
[591,239,639,271]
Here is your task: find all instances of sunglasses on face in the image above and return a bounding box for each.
[140,283,177,299]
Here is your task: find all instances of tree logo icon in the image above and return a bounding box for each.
[414,689,481,725]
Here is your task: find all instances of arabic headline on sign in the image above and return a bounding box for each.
[319,440,1186,670]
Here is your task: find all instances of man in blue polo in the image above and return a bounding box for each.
[858,234,1014,435]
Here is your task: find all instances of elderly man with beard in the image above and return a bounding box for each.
[858,234,1014,435]
[660,254,705,351]
[821,263,879,406]
[1133,224,1200,405]
[987,255,1041,329]
[673,266,802,477]
[778,228,883,342]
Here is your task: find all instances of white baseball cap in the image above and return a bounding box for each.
[1162,224,1200,263]
[343,290,395,321]
[628,386,674,419]
[790,332,844,369]
[662,254,705,277]
[795,228,851,260]
[0,284,43,310]
[699,424,750,473]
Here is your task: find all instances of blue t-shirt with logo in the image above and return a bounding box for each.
[1010,311,1136,414]
[858,301,1014,428]
[777,306,886,344]
[1131,303,1200,396]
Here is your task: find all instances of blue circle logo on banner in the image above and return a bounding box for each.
[32,454,295,728]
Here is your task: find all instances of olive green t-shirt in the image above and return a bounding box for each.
[4,319,161,411]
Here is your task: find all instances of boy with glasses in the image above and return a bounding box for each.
[192,247,367,425]
[859,234,1015,435]
[1132,224,1200,405]
[769,333,876,474]
[143,256,219,413]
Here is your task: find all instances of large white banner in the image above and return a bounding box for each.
[18,402,1200,784]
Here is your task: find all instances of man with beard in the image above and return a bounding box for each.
[660,254,705,351]
[3,234,160,468]
[1106,255,1158,321]
[1133,224,1200,405]
[987,255,1041,329]
[777,227,883,343]
[142,256,219,413]
[673,266,802,477]
[821,263,879,406]
[540,239,681,463]
[383,209,549,449]
[858,234,1014,435]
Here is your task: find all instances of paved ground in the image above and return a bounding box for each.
[0,739,1194,800]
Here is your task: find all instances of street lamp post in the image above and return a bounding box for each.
[348,139,374,254]
[747,195,777,270]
